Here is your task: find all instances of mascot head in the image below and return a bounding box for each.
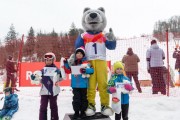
[82,7,107,32]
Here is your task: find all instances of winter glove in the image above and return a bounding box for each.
[124,84,133,91]
[105,28,116,41]
[112,97,120,103]
[108,87,116,94]
[80,68,86,74]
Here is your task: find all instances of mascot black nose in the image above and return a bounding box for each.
[90,13,97,19]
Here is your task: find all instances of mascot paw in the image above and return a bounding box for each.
[101,106,114,116]
[105,28,116,41]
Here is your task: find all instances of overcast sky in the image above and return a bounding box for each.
[0,0,180,40]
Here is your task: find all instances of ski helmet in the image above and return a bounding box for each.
[44,52,56,63]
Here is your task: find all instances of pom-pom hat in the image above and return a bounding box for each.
[75,46,85,57]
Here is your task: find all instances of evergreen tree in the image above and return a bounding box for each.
[23,27,36,61]
[68,22,79,36]
[5,24,18,58]
[50,29,60,61]
[153,16,180,41]
[5,24,17,41]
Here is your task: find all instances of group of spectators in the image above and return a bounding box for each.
[122,39,176,95]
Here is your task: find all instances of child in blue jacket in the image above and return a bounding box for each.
[0,87,18,120]
[64,47,94,119]
[108,61,133,120]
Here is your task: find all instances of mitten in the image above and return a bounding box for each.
[105,28,116,41]
[124,84,133,91]
[80,68,86,74]
[108,87,116,94]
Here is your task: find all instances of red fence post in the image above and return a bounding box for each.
[17,35,24,87]
[166,29,170,96]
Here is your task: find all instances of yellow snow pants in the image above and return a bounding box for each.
[87,60,109,106]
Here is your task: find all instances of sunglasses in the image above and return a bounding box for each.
[44,55,53,59]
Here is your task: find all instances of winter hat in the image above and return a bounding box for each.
[4,87,12,94]
[151,40,157,45]
[127,47,133,55]
[113,61,124,72]
[8,55,13,60]
[75,46,85,57]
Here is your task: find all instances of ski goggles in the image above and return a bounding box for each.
[44,55,53,59]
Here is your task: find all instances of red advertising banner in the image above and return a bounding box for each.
[19,62,70,87]
[19,61,111,87]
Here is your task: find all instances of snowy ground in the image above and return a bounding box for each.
[0,85,180,120]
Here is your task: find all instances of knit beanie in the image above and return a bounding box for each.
[151,40,157,45]
[8,55,13,60]
[113,61,124,72]
[75,47,85,57]
[127,47,133,55]
[4,87,12,94]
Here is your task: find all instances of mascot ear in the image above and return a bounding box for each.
[83,7,90,13]
[98,7,105,13]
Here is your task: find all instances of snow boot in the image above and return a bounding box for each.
[73,111,80,119]
[101,105,113,116]
[85,103,96,116]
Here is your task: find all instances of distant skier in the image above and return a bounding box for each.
[0,87,19,120]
